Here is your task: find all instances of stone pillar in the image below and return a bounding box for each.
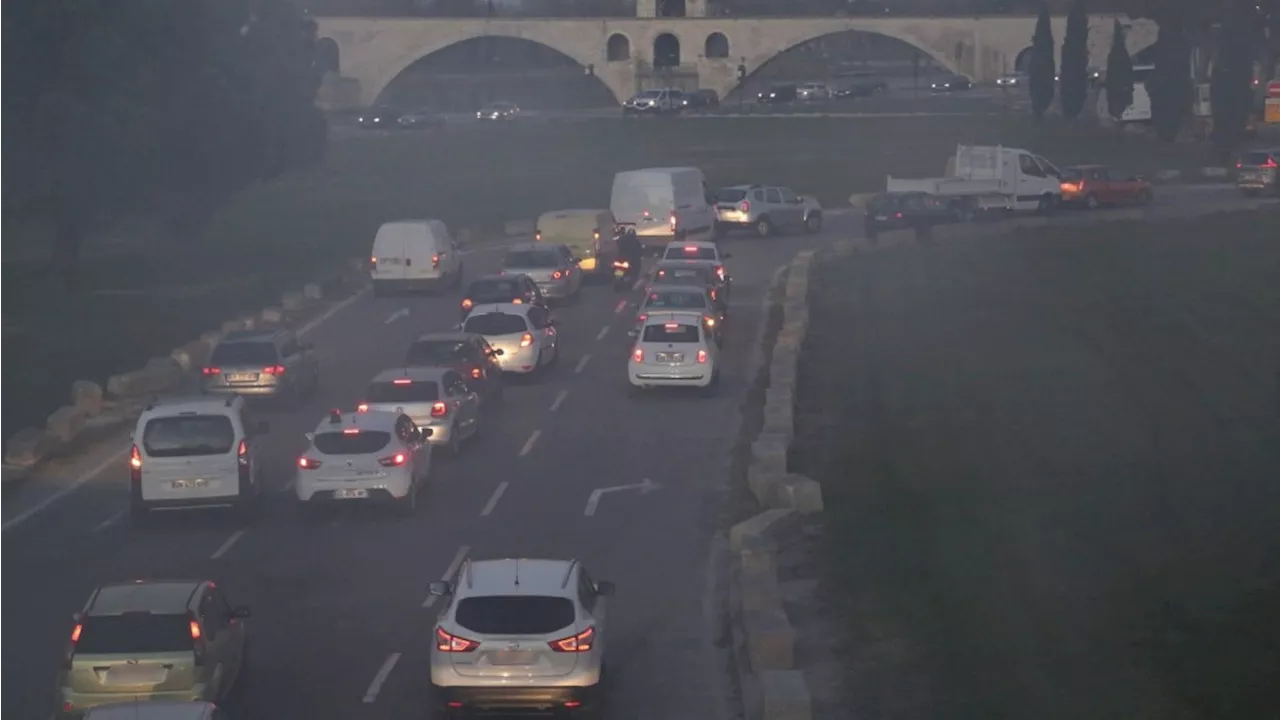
[636,0,656,18]
[686,0,708,17]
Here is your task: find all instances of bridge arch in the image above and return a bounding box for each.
[316,37,340,75]
[654,33,681,68]
[704,32,729,59]
[607,33,631,62]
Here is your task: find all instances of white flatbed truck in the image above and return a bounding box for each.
[886,144,1064,215]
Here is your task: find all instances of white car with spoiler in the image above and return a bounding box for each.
[627,311,720,396]
[294,408,433,515]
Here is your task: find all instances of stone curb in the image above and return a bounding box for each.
[2,259,370,484]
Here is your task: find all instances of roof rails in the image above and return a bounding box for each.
[462,558,474,589]
[559,559,579,589]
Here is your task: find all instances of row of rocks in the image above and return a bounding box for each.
[727,250,824,720]
[2,262,365,482]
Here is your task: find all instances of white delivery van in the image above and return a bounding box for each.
[610,167,716,251]
[370,219,464,295]
[886,144,1063,214]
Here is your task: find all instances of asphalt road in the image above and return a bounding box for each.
[1,222,834,720]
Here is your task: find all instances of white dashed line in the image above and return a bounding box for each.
[278,478,296,494]
[595,326,610,341]
[574,354,592,374]
[424,545,471,608]
[549,389,569,412]
[480,482,508,517]
[298,286,370,337]
[518,430,542,457]
[92,510,125,533]
[210,529,246,560]
[614,299,627,313]
[362,652,401,703]
[632,276,646,291]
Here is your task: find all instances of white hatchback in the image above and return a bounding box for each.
[628,312,720,396]
[294,409,433,515]
[460,303,559,375]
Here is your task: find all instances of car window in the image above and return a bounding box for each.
[366,380,439,403]
[752,189,766,202]
[463,312,529,336]
[210,341,279,366]
[394,416,414,443]
[503,250,562,268]
[454,596,575,635]
[778,187,798,203]
[1034,156,1059,176]
[1061,168,1084,181]
[868,194,900,212]
[405,340,476,365]
[526,307,550,329]
[644,291,707,309]
[466,279,526,302]
[312,431,392,455]
[1240,151,1275,166]
[142,415,235,458]
[577,569,597,612]
[765,188,782,203]
[1019,154,1043,176]
[642,323,701,343]
[75,613,194,654]
[715,188,747,203]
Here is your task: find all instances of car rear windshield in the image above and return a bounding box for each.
[1241,151,1276,166]
[868,194,903,211]
[405,340,477,365]
[312,431,391,455]
[503,251,561,269]
[454,596,576,635]
[467,279,524,301]
[645,291,707,309]
[665,247,717,261]
[76,613,193,654]
[366,381,439,403]
[210,341,279,366]
[463,313,528,336]
[642,324,701,343]
[654,267,710,284]
[142,415,235,458]
[715,188,747,203]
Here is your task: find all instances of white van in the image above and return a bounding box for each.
[129,396,268,524]
[370,219,464,295]
[610,167,716,251]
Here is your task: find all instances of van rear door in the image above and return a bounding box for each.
[372,223,410,280]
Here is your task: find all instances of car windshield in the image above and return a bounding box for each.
[644,291,707,309]
[642,323,701,343]
[210,341,278,366]
[665,246,717,261]
[463,312,528,336]
[365,381,439,403]
[142,415,235,458]
[715,188,747,202]
[312,430,391,455]
[467,279,525,301]
[76,613,193,654]
[868,194,903,211]
[406,340,476,365]
[1241,151,1275,166]
[503,251,561,269]
[454,596,575,635]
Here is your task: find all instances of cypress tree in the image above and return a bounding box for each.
[1211,1,1256,163]
[1060,0,1090,119]
[1029,4,1056,119]
[1105,19,1135,122]
[1148,12,1193,141]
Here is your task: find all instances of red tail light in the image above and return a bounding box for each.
[739,200,750,213]
[553,270,563,280]
[129,444,142,482]
[520,332,534,348]
[461,298,473,310]
[297,457,322,470]
[710,289,717,300]
[261,365,285,375]
[432,253,441,268]
[549,625,595,652]
[189,614,206,666]
[1264,158,1278,168]
[470,367,482,379]
[511,297,523,304]
[637,313,648,323]
[697,349,708,363]
[1237,162,1243,168]
[189,619,202,641]
[371,255,378,265]
[378,453,407,467]
[593,229,600,241]
[357,403,369,412]
[430,401,448,417]
[65,622,83,668]
[535,230,542,241]
[894,212,903,218]
[392,378,412,385]
[714,265,726,281]
[436,627,480,652]
[632,348,644,362]
[201,367,221,376]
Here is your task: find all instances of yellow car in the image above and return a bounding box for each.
[56,580,250,719]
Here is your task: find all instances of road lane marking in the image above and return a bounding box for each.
[424,545,470,608]
[480,482,508,517]
[632,276,646,291]
[384,307,410,324]
[278,478,296,494]
[298,286,370,337]
[92,510,125,533]
[549,389,569,412]
[362,652,401,703]
[584,478,659,516]
[595,326,610,341]
[518,430,542,457]
[210,529,246,560]
[574,354,591,374]
[614,299,627,313]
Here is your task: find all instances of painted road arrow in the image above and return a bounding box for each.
[384,307,410,324]
[583,478,660,516]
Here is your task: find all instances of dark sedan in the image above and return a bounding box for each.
[930,75,973,92]
[358,106,403,129]
[863,192,963,239]
[757,84,797,104]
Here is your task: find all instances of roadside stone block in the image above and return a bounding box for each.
[260,307,284,324]
[760,402,794,444]
[739,565,783,613]
[220,319,245,334]
[770,354,798,389]
[5,427,48,467]
[504,219,536,237]
[71,380,104,417]
[744,607,796,671]
[738,533,778,577]
[106,369,150,398]
[759,670,813,720]
[1155,168,1182,181]
[142,357,182,392]
[303,282,324,301]
[170,340,209,372]
[1199,166,1228,178]
[281,291,307,311]
[765,388,794,413]
[729,508,797,551]
[45,406,86,444]
[748,434,789,501]
[239,315,259,330]
[769,474,825,515]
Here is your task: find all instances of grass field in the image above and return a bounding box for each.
[792,208,1280,720]
[1,112,1218,434]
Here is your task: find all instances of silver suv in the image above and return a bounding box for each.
[713,184,824,237]
[428,558,615,716]
[622,88,684,115]
[201,330,319,404]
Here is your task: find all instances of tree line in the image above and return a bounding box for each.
[3,0,328,271]
[1026,0,1278,161]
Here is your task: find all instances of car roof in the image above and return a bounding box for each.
[413,332,483,344]
[370,366,451,384]
[84,702,217,720]
[88,580,205,615]
[461,558,576,597]
[466,303,533,317]
[140,395,242,417]
[645,285,710,296]
[312,408,399,433]
[219,330,283,343]
[506,243,560,253]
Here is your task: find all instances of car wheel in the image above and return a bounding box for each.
[396,480,418,517]
[804,212,823,234]
[754,217,773,237]
[1037,194,1058,215]
[1084,193,1100,210]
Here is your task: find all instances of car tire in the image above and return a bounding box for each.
[1037,194,1058,215]
[754,217,773,237]
[804,212,823,234]
[396,481,419,517]
[1084,193,1100,210]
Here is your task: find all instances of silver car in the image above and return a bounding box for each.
[357,367,482,456]
[201,330,319,403]
[476,101,519,120]
[713,184,824,237]
[428,558,614,715]
[795,82,831,101]
[500,244,582,302]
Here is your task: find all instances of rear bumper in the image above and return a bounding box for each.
[201,382,285,398]
[57,685,210,718]
[136,494,243,510]
[629,368,712,387]
[495,347,542,373]
[434,683,600,714]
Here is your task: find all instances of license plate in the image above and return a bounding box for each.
[227,372,258,382]
[490,651,535,666]
[333,488,368,499]
[614,269,626,277]
[381,257,402,265]
[356,470,381,477]
[103,665,168,686]
[656,352,683,362]
[171,478,208,489]
[875,215,889,221]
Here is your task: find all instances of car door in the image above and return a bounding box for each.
[442,372,476,436]
[776,187,805,228]
[526,307,555,356]
[396,415,429,474]
[763,187,786,227]
[453,377,482,433]
[1017,154,1050,208]
[197,590,234,696]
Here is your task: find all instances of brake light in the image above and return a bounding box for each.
[393,378,412,385]
[189,619,202,641]
[64,622,83,669]
[129,444,142,482]
[298,457,322,469]
[549,625,595,652]
[715,265,726,281]
[471,367,482,379]
[189,614,206,666]
[710,289,717,300]
[637,313,648,323]
[261,365,285,375]
[1264,158,1278,168]
[684,245,698,253]
[512,298,523,304]
[697,349,708,363]
[378,453,407,467]
[593,229,600,241]
[1061,182,1080,192]
[704,315,716,327]
[894,212,903,218]
[553,270,563,280]
[71,623,82,643]
[342,428,360,435]
[632,348,644,362]
[431,401,448,417]
[535,230,542,241]
[432,253,441,268]
[436,627,480,652]
[357,403,369,412]
[664,323,680,329]
[201,367,220,376]
[371,256,378,265]
[520,332,534,348]
[461,298,473,309]
[739,200,750,213]
[670,212,677,231]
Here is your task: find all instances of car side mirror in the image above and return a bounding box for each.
[256,420,270,435]
[409,429,422,443]
[428,581,453,597]
[420,427,434,438]
[595,581,615,596]
[304,432,315,442]
[229,605,251,619]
